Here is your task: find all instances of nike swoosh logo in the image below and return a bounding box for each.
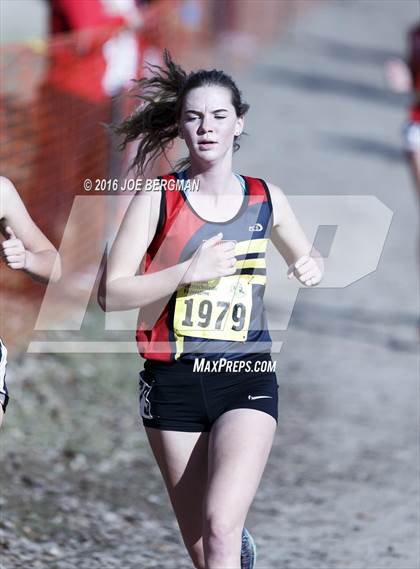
[248,395,273,400]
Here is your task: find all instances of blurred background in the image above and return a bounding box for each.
[0,1,419,568]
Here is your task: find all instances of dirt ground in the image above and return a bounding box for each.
[1,1,419,568]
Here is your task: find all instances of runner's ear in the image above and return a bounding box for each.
[234,116,244,137]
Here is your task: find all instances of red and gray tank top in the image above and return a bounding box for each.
[136,171,273,362]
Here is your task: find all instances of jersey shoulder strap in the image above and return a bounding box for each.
[242,175,273,218]
[147,173,182,256]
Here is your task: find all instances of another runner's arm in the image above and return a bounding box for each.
[267,183,324,284]
[0,177,61,283]
[99,189,191,312]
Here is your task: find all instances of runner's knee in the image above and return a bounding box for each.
[204,514,241,542]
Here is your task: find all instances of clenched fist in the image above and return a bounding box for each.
[1,226,27,270]
[182,232,237,285]
[287,254,323,287]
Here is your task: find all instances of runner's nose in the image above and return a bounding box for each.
[198,115,213,135]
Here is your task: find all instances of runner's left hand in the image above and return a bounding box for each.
[287,255,323,286]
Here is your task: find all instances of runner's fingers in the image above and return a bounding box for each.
[4,245,24,255]
[294,260,313,276]
[298,274,312,286]
[220,241,236,252]
[1,239,19,249]
[8,261,25,269]
[296,265,311,275]
[302,275,321,286]
[298,269,316,281]
[222,257,237,268]
[203,233,223,249]
[5,254,24,264]
[294,255,310,270]
[221,252,236,263]
[2,240,24,253]
[5,226,17,240]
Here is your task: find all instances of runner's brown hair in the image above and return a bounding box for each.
[115,49,249,173]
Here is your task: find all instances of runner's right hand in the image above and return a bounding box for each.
[182,233,237,284]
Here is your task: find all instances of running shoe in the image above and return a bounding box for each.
[241,527,257,569]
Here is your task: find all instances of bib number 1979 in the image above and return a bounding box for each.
[174,277,252,341]
[181,299,246,331]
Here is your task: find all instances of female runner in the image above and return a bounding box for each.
[386,21,420,194]
[386,22,420,335]
[100,51,324,569]
[0,176,61,428]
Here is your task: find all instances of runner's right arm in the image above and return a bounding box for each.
[99,189,236,312]
[0,177,61,283]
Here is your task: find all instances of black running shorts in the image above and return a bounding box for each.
[139,353,279,432]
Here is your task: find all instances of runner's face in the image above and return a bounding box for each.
[179,86,244,164]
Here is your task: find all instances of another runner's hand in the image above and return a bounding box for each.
[183,233,237,284]
[1,226,27,270]
[287,254,323,287]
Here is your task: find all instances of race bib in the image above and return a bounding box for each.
[174,275,252,341]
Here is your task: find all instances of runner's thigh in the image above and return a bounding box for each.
[145,428,209,550]
[204,409,276,529]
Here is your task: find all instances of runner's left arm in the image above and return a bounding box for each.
[267,182,324,286]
